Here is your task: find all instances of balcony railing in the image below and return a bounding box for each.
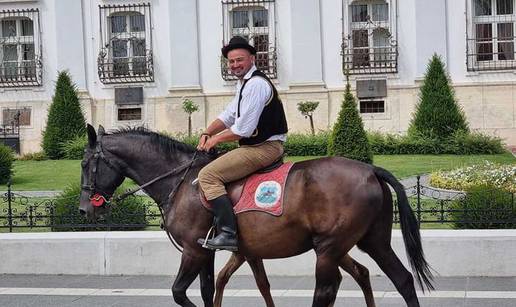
[97,48,154,84]
[342,39,398,75]
[466,37,516,71]
[0,56,42,88]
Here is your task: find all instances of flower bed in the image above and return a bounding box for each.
[430,161,516,193]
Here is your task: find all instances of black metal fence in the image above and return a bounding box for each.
[1,177,514,232]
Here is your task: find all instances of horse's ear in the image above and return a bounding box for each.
[87,124,96,148]
[98,125,105,136]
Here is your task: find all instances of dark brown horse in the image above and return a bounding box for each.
[79,125,433,307]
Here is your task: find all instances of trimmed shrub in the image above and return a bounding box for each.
[448,131,505,154]
[409,54,469,140]
[51,183,149,231]
[450,185,515,229]
[284,132,329,156]
[18,151,48,161]
[42,71,87,159]
[0,144,14,184]
[328,82,372,164]
[61,135,87,160]
[368,131,505,155]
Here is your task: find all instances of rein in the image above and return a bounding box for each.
[115,150,198,203]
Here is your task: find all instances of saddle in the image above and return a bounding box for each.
[225,156,284,205]
[197,156,293,216]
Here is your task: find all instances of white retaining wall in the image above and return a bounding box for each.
[1,230,515,277]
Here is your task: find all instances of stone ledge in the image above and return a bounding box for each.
[1,230,515,276]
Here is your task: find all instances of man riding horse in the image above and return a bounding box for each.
[197,36,288,251]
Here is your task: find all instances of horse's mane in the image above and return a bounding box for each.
[109,126,197,156]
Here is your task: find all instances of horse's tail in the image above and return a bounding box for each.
[373,166,435,292]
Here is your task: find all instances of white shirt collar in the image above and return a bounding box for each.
[240,65,257,83]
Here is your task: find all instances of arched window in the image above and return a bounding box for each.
[342,0,397,74]
[98,3,153,84]
[221,0,277,80]
[0,9,41,87]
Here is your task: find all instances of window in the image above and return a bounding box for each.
[342,0,397,75]
[359,100,384,113]
[221,0,277,80]
[467,0,516,71]
[98,3,153,84]
[2,108,30,126]
[0,9,41,87]
[117,107,142,121]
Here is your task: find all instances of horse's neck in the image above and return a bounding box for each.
[107,137,194,205]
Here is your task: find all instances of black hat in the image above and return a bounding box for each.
[221,36,257,58]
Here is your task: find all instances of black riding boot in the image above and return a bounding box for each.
[200,194,238,251]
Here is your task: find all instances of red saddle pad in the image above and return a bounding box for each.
[201,162,294,216]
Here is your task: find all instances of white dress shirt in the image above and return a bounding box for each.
[218,65,287,142]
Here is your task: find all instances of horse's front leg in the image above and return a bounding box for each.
[172,250,210,307]
[199,251,215,307]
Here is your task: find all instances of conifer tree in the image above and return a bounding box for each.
[42,71,87,159]
[409,54,469,139]
[328,80,373,164]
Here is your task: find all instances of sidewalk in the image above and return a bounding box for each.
[0,275,514,307]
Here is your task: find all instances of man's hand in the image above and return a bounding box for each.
[197,134,211,151]
[201,137,219,152]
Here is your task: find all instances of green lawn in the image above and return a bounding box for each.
[5,153,515,191]
[287,153,515,179]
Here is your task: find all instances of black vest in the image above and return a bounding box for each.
[238,70,288,146]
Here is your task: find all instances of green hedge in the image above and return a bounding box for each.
[0,144,14,184]
[175,130,505,156]
[368,131,505,155]
[450,185,516,229]
[51,183,149,231]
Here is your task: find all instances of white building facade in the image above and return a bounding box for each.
[0,0,515,154]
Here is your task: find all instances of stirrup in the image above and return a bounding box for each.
[197,225,216,248]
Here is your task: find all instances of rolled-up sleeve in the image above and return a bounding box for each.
[230,77,272,137]
[217,96,237,128]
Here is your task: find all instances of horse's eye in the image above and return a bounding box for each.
[81,160,88,168]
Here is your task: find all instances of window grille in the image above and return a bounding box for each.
[117,107,142,121]
[342,0,397,75]
[221,0,277,80]
[467,0,516,71]
[0,9,42,87]
[359,100,384,113]
[98,3,154,84]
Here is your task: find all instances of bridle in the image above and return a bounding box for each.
[82,137,199,208]
[81,135,199,252]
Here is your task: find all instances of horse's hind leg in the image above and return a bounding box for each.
[199,252,215,307]
[313,254,342,307]
[214,253,245,307]
[339,254,376,307]
[247,257,275,307]
[359,241,419,307]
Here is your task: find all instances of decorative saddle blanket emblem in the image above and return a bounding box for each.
[201,162,294,216]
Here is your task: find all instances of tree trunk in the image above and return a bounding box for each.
[309,116,315,135]
[188,116,192,137]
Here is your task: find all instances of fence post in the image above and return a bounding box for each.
[416,175,421,225]
[7,179,13,232]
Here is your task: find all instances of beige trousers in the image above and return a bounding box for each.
[198,141,284,200]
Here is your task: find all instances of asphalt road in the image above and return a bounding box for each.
[0,274,515,306]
